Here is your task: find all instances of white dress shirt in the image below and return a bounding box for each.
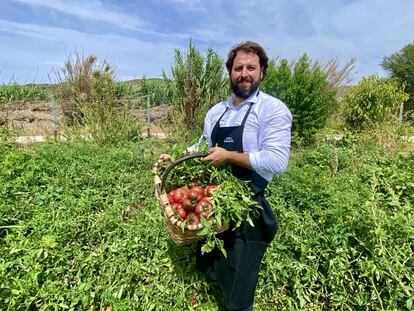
[203,90,292,182]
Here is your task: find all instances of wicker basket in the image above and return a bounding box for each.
[153,153,229,246]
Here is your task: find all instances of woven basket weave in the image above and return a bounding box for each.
[153,153,229,246]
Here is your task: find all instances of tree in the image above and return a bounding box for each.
[381,42,414,103]
[260,54,336,144]
[342,75,409,129]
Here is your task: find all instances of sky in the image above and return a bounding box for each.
[0,0,413,84]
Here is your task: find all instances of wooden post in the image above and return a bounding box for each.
[399,102,404,123]
[51,97,58,140]
[146,95,151,137]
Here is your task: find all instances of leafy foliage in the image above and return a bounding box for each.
[161,144,260,256]
[54,54,142,144]
[381,41,414,103]
[78,71,142,145]
[342,75,409,129]
[260,54,337,144]
[260,139,414,310]
[162,41,229,130]
[54,54,103,121]
[1,129,413,310]
[0,83,48,104]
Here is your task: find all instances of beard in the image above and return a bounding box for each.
[230,77,260,99]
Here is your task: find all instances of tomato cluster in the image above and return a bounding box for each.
[167,185,218,225]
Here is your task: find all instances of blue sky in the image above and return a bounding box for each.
[0,0,413,84]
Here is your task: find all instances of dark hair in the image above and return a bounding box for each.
[225,41,269,79]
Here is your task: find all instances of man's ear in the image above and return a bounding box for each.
[260,71,264,80]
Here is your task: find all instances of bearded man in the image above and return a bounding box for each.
[198,41,292,311]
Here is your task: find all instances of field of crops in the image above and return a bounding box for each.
[1,132,413,310]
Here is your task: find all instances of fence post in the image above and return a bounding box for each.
[51,96,58,140]
[146,95,151,138]
[399,102,404,123]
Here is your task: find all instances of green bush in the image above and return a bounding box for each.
[261,54,336,144]
[74,71,141,145]
[162,42,229,131]
[342,75,409,129]
[54,54,141,144]
[262,141,414,310]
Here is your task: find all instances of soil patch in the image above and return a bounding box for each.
[0,101,170,137]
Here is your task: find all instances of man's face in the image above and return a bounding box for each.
[230,51,263,100]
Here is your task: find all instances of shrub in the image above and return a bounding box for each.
[54,54,105,123]
[162,42,229,132]
[342,75,409,129]
[55,53,141,144]
[74,71,141,145]
[260,54,337,144]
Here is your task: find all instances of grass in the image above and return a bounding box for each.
[1,130,413,310]
[0,83,49,104]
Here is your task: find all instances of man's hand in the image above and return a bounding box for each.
[203,147,252,169]
[203,147,229,166]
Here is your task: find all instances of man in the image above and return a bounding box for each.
[197,41,292,311]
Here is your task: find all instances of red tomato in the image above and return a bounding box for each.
[190,186,205,196]
[196,193,204,202]
[167,193,174,205]
[176,207,187,219]
[186,212,200,225]
[195,200,213,218]
[171,203,183,211]
[173,188,186,204]
[183,198,195,211]
[205,185,218,197]
[187,189,199,201]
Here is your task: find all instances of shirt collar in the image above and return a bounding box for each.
[226,89,261,108]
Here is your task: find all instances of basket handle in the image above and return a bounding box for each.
[160,152,209,192]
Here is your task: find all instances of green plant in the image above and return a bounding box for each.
[381,41,414,104]
[71,71,141,145]
[311,57,356,99]
[54,53,112,123]
[1,128,413,310]
[161,144,261,256]
[54,54,141,144]
[342,75,409,129]
[0,83,48,104]
[162,41,229,130]
[139,78,169,107]
[261,54,337,144]
[260,139,414,310]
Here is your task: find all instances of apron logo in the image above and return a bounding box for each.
[223,136,235,143]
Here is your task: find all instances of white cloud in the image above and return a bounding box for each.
[154,0,205,11]
[2,0,414,83]
[12,0,147,30]
[0,19,177,83]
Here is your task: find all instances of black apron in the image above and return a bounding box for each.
[196,102,278,310]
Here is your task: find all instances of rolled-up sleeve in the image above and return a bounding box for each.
[249,102,292,177]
